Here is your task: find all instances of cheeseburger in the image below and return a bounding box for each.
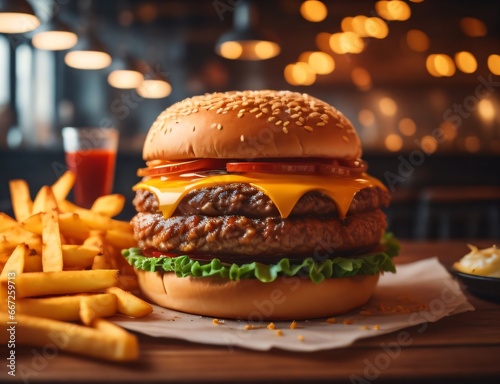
[124,90,399,320]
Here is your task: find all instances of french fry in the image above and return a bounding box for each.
[59,212,90,242]
[9,179,33,222]
[17,295,82,321]
[15,269,118,298]
[0,313,138,362]
[106,229,137,250]
[23,252,42,273]
[91,319,139,361]
[0,212,18,232]
[79,293,117,325]
[1,172,151,362]
[0,243,28,278]
[17,293,117,322]
[59,200,132,232]
[106,286,153,318]
[42,210,63,272]
[32,185,59,215]
[51,171,75,202]
[86,231,112,270]
[20,212,43,235]
[62,244,100,270]
[0,226,42,255]
[91,194,126,217]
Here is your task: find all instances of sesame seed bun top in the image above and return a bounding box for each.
[143,90,362,161]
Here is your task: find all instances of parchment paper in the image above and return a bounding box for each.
[112,258,474,351]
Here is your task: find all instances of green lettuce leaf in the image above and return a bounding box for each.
[122,233,399,284]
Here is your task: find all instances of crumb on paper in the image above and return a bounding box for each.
[275,329,283,337]
[244,324,253,330]
[342,318,354,325]
[373,325,380,330]
[298,335,305,342]
[212,318,223,325]
[361,325,369,330]
[267,322,275,330]
[326,317,337,324]
[290,320,297,329]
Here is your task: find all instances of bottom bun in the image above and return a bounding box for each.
[136,270,379,320]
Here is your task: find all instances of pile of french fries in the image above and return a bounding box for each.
[0,171,152,361]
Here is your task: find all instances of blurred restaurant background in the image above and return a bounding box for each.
[0,0,499,239]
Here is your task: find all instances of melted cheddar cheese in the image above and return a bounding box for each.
[134,172,386,220]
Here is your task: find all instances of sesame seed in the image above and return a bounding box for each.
[240,135,245,142]
[291,114,300,119]
[237,113,244,118]
[216,108,223,114]
[304,125,313,132]
[336,123,345,129]
[192,108,198,113]
[268,116,276,122]
[217,123,223,130]
[275,120,282,126]
[250,107,259,113]
[283,121,290,127]
[316,122,326,126]
[242,101,249,106]
[320,114,329,120]
[211,123,217,129]
[310,112,320,118]
[282,127,289,134]
[261,108,269,113]
[296,122,303,126]
[239,109,246,114]
[299,117,305,123]
[272,109,280,115]
[343,135,349,142]
[256,112,263,118]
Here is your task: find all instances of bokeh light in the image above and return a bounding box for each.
[420,135,438,154]
[454,51,477,73]
[398,118,417,136]
[300,0,328,23]
[460,17,487,37]
[464,136,481,153]
[351,67,372,91]
[358,109,376,127]
[487,54,500,75]
[385,134,403,152]
[379,97,398,116]
[375,0,411,21]
[406,29,429,52]
[478,99,495,121]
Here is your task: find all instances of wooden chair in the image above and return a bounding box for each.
[415,186,500,240]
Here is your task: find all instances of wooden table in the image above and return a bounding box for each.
[3,240,500,383]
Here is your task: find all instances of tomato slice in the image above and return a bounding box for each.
[226,159,367,177]
[226,162,318,175]
[137,159,227,177]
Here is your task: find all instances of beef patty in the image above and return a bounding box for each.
[131,184,390,259]
[133,184,390,218]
